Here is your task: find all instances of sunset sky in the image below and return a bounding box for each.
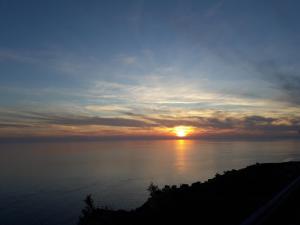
[1,0,300,141]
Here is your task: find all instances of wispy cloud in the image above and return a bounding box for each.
[121,56,137,65]
[0,49,37,63]
[1,109,299,140]
[85,105,132,112]
[42,115,152,127]
[0,48,105,77]
[253,59,300,105]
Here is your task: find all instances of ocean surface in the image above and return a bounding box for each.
[1,139,300,225]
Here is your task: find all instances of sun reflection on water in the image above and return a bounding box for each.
[175,139,188,173]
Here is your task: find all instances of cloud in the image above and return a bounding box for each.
[0,49,37,63]
[117,55,138,65]
[43,115,152,127]
[254,60,300,105]
[0,48,104,77]
[1,108,299,139]
[2,116,298,140]
[273,73,300,104]
[85,105,132,112]
[204,0,224,18]
[91,78,267,108]
[0,123,35,128]
[127,113,300,133]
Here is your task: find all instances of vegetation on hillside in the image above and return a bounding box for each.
[78,162,300,225]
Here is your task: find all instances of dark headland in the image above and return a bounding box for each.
[78,162,300,225]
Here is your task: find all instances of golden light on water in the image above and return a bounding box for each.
[173,126,193,138]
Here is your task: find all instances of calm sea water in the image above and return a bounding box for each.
[1,139,300,225]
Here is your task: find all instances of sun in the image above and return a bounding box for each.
[173,126,193,138]
[177,129,186,137]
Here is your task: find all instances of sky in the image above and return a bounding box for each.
[1,0,300,141]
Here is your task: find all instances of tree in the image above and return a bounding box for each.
[147,183,160,197]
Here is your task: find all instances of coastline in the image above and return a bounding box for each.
[78,161,300,225]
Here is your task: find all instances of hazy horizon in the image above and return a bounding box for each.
[1,134,300,144]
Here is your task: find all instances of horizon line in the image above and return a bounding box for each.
[1,135,300,144]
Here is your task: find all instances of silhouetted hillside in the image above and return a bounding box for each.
[78,162,300,225]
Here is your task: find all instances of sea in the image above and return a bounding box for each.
[1,139,300,225]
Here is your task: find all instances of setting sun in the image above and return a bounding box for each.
[173,126,193,138]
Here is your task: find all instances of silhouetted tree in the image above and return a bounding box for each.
[147,182,160,197]
[78,195,97,225]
